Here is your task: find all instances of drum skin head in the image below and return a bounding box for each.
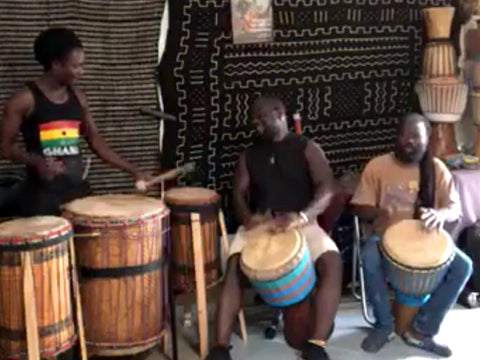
[241,226,303,275]
[63,194,166,221]
[382,219,454,268]
[165,187,219,205]
[0,216,69,239]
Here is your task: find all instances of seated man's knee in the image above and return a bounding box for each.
[315,251,342,278]
[453,250,473,279]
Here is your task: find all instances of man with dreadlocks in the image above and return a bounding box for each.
[351,113,472,357]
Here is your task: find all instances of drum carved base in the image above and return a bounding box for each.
[392,301,420,336]
[429,123,458,159]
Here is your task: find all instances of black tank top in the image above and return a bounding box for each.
[246,133,313,213]
[21,82,85,182]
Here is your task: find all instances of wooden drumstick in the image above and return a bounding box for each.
[137,162,196,190]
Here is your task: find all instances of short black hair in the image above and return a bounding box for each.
[34,28,83,70]
[252,96,286,116]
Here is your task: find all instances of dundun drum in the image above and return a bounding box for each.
[0,217,76,358]
[381,220,454,307]
[63,195,170,356]
[240,226,316,307]
[164,187,221,292]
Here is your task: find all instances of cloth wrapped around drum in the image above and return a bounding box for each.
[380,219,455,307]
[238,223,319,307]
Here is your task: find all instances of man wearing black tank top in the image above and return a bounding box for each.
[0,28,147,217]
[206,97,342,360]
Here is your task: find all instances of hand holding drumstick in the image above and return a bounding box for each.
[135,162,196,192]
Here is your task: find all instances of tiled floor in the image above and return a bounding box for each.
[149,297,480,360]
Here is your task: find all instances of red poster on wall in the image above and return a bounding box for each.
[231,0,273,44]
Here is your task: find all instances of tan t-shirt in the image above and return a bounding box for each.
[351,153,460,235]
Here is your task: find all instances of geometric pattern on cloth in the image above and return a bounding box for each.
[159,0,450,226]
[0,0,166,194]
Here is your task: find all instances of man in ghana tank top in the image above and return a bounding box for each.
[205,97,342,360]
[0,28,148,216]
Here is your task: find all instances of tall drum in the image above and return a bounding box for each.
[0,217,76,359]
[164,187,221,293]
[63,195,170,356]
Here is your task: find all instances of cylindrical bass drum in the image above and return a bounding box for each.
[63,195,170,356]
[381,219,454,307]
[164,187,221,293]
[240,226,316,307]
[0,217,76,359]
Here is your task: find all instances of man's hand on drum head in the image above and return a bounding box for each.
[420,207,444,231]
[270,212,308,233]
[245,214,269,231]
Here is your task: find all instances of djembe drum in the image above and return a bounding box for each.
[0,217,77,359]
[423,41,456,78]
[416,77,468,158]
[164,187,221,293]
[380,220,454,335]
[63,194,170,356]
[240,226,316,307]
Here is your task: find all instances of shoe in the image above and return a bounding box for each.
[403,331,452,358]
[361,327,395,353]
[205,345,232,360]
[301,342,330,360]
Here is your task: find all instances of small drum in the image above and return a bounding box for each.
[0,216,76,358]
[164,187,221,292]
[381,220,454,307]
[63,195,169,356]
[415,77,468,122]
[240,226,316,307]
[422,41,456,78]
[423,7,455,40]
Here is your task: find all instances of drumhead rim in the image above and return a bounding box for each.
[62,194,169,227]
[164,187,220,206]
[240,228,306,281]
[0,216,71,245]
[382,220,454,269]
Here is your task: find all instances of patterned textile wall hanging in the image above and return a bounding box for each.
[0,0,166,193]
[160,0,451,226]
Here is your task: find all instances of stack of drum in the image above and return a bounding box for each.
[416,6,468,159]
[469,43,480,157]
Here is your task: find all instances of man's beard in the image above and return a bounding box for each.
[395,145,425,164]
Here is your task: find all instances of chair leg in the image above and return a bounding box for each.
[353,216,376,326]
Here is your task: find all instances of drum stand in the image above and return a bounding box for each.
[21,241,87,360]
[188,211,247,359]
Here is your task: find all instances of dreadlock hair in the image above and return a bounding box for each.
[397,113,435,219]
[34,28,83,70]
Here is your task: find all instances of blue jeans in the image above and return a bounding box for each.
[361,236,473,336]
